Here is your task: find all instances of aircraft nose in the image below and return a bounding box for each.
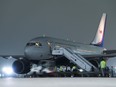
[24,46,43,60]
[24,47,33,58]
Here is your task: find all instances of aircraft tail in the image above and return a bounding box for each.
[91,13,107,47]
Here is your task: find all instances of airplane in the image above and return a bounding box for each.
[1,13,116,76]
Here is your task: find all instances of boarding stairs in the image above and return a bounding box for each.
[52,47,98,72]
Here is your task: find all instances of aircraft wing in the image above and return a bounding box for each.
[103,50,116,54]
[83,53,116,59]
[0,55,25,59]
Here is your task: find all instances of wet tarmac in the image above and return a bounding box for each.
[0,78,116,87]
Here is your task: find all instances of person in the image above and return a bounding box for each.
[59,66,64,77]
[72,66,77,72]
[66,66,71,77]
[67,66,71,72]
[100,59,106,77]
[109,66,113,77]
[71,65,77,77]
[59,66,63,72]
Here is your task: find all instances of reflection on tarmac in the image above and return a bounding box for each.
[0,78,116,87]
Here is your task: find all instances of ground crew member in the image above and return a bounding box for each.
[66,66,71,77]
[71,65,77,77]
[59,66,63,72]
[59,66,64,77]
[72,66,77,72]
[100,59,106,77]
[67,66,71,72]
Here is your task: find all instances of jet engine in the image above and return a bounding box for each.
[12,59,30,74]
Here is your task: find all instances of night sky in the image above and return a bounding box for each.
[0,0,116,55]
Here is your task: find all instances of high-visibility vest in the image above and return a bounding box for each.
[100,60,106,69]
[72,66,76,70]
[59,66,63,72]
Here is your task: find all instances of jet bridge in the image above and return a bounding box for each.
[52,47,98,72]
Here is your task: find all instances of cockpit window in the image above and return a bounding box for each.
[26,43,35,46]
[27,42,42,47]
[35,42,42,46]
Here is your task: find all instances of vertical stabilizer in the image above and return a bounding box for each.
[91,13,107,47]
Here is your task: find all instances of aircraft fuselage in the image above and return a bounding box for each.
[24,36,104,60]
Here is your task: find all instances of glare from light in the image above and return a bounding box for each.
[79,69,83,72]
[2,67,14,75]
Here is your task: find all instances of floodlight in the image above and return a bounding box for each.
[79,69,83,72]
[2,67,13,75]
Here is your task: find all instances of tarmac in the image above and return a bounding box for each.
[0,78,116,87]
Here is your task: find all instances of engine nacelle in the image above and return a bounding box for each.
[12,59,30,74]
